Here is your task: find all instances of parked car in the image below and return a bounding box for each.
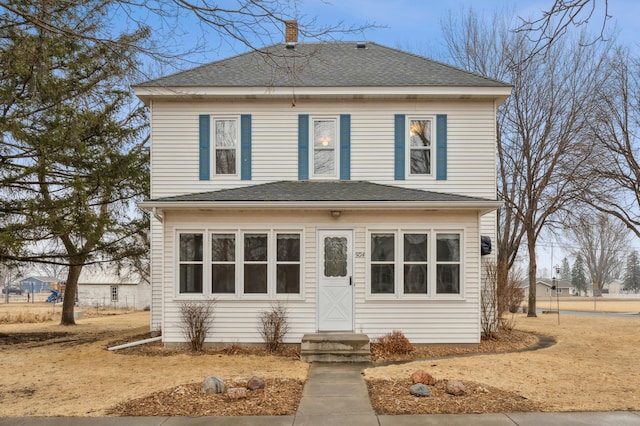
[2,287,24,295]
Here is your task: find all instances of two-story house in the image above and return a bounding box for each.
[134,24,511,347]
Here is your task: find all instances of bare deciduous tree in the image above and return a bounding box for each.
[581,47,640,238]
[566,212,629,295]
[515,0,611,60]
[442,9,611,316]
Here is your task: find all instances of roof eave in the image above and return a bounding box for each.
[132,86,513,106]
[139,200,503,215]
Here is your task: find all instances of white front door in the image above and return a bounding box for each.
[317,229,354,331]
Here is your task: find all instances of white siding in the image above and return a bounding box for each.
[77,283,151,310]
[160,209,483,344]
[149,99,497,199]
[148,96,499,344]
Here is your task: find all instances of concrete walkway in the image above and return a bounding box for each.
[1,363,640,425]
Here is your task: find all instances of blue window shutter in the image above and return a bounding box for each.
[298,115,309,180]
[436,114,447,180]
[394,114,405,180]
[339,114,351,180]
[240,114,252,180]
[199,114,210,180]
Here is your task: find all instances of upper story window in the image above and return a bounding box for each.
[312,117,338,178]
[213,118,238,175]
[408,117,434,176]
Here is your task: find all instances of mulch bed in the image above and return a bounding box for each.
[105,329,543,416]
[367,378,542,415]
[107,378,304,416]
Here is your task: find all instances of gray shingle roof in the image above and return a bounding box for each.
[150,180,496,203]
[135,42,509,88]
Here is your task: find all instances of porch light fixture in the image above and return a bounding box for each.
[331,210,341,218]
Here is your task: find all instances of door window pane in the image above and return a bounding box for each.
[324,236,347,277]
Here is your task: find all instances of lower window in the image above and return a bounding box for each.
[177,230,301,297]
[369,230,462,297]
[436,233,460,294]
[179,233,203,293]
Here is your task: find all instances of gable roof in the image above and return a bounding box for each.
[135,42,508,89]
[140,180,502,213]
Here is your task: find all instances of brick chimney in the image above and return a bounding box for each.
[285,20,298,43]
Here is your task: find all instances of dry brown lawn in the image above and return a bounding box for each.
[364,311,640,412]
[0,303,308,417]
[1,300,639,416]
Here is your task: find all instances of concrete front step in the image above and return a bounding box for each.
[300,333,372,362]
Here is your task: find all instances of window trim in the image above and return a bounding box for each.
[177,231,205,295]
[212,116,240,178]
[366,228,464,300]
[310,116,340,179]
[405,115,435,178]
[174,228,304,300]
[435,232,462,296]
[211,232,238,294]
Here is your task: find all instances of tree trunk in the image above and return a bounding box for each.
[60,262,82,325]
[527,232,537,317]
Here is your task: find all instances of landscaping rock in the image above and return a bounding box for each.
[410,370,436,385]
[409,383,431,397]
[247,376,265,390]
[446,380,465,396]
[201,376,225,395]
[227,387,247,399]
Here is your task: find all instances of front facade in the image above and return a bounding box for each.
[135,40,510,345]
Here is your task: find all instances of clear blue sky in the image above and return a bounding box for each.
[153,0,638,73]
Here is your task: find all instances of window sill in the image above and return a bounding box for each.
[364,294,465,302]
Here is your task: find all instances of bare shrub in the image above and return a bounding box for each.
[178,298,216,352]
[482,260,525,338]
[481,259,500,338]
[373,330,415,356]
[258,301,289,352]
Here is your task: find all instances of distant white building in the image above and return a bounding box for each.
[605,279,624,295]
[76,267,150,310]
